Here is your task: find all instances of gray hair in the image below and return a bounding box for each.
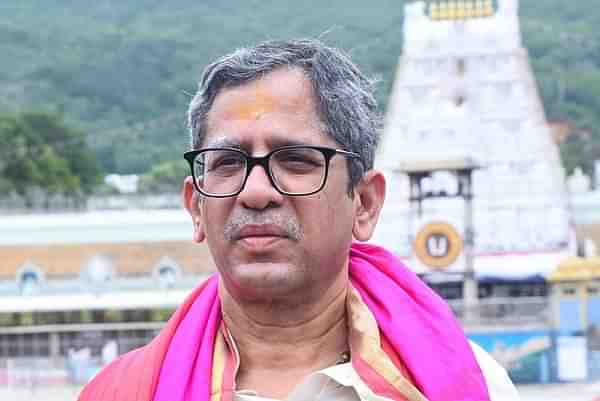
[187,39,382,191]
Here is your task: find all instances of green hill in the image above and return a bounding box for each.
[1,0,599,176]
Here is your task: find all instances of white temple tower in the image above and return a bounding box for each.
[374,0,574,280]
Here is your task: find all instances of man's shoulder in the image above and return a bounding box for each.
[469,341,521,401]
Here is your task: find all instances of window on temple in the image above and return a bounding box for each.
[153,257,182,289]
[16,262,44,296]
[81,255,116,292]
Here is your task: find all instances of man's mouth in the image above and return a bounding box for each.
[234,224,289,248]
[235,224,289,239]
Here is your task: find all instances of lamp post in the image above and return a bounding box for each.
[398,159,480,321]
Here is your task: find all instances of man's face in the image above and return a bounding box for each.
[194,68,358,303]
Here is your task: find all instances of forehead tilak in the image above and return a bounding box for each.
[228,85,278,121]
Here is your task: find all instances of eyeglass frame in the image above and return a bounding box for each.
[183,144,363,198]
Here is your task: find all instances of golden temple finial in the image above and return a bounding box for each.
[464,1,475,18]
[474,0,485,17]
[428,0,493,21]
[483,0,494,16]
[438,1,449,19]
[430,2,440,20]
[456,0,466,19]
[447,0,457,19]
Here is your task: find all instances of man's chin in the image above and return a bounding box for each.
[224,262,306,299]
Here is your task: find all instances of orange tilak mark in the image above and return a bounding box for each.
[230,88,278,120]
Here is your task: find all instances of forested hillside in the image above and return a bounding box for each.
[1,0,599,177]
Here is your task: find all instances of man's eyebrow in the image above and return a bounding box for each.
[269,138,311,148]
[203,137,317,150]
[204,137,242,148]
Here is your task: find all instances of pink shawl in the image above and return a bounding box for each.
[151,242,489,401]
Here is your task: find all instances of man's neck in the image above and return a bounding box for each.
[220,280,349,399]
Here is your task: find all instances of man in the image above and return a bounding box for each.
[79,39,518,401]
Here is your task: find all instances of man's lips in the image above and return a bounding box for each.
[234,224,289,241]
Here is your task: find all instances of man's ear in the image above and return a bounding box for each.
[352,170,386,242]
[182,176,206,243]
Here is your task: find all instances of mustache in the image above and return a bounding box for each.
[223,211,302,242]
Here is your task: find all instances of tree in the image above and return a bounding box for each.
[138,159,189,194]
[0,111,103,208]
[559,133,600,176]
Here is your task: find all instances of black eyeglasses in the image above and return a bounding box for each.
[184,145,362,197]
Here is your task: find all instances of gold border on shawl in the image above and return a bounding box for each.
[347,285,430,401]
[211,329,228,401]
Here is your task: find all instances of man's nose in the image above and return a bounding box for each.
[237,164,284,209]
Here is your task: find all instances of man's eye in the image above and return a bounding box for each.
[276,151,323,171]
[283,155,313,164]
[216,157,242,166]
[209,156,244,172]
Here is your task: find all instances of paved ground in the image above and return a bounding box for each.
[1,382,599,401]
[518,382,600,401]
[0,385,81,401]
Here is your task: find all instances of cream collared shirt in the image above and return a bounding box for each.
[234,341,520,401]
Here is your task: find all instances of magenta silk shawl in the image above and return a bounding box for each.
[153,243,490,401]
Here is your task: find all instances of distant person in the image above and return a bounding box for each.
[101,340,118,366]
[79,39,518,401]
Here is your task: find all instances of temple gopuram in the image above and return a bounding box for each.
[374,0,575,298]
